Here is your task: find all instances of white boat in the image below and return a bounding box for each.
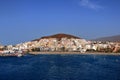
[17,54,22,57]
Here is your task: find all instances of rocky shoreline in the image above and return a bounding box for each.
[29,52,120,55]
[0,52,120,57]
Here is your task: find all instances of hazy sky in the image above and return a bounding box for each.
[0,0,120,45]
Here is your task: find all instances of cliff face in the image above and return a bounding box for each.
[33,33,80,41]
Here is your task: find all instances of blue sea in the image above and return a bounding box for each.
[0,54,120,80]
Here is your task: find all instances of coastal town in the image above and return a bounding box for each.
[0,33,120,56]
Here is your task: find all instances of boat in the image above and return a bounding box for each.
[0,50,24,57]
[17,53,23,57]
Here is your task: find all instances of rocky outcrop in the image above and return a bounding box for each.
[113,43,120,53]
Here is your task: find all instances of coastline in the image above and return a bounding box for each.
[29,52,120,55]
[1,52,120,57]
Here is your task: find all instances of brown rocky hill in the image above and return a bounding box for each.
[32,33,80,41]
[93,35,120,42]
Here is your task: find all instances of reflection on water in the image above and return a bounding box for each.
[0,54,120,80]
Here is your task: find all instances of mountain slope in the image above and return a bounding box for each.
[93,35,120,42]
[32,33,80,41]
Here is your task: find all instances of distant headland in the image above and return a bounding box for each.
[0,33,120,56]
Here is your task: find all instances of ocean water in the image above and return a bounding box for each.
[0,54,120,80]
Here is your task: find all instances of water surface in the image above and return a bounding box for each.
[0,54,120,80]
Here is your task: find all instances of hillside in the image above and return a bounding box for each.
[33,33,80,41]
[93,35,120,42]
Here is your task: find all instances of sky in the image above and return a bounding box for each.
[0,0,120,45]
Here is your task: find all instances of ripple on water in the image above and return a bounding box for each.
[0,54,120,80]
